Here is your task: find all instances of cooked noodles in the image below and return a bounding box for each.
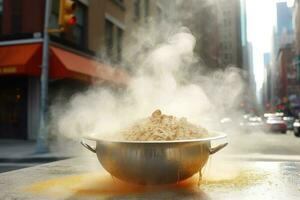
[121,109,209,141]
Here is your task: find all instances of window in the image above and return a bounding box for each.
[133,0,140,22]
[144,0,149,20]
[223,10,231,16]
[0,0,44,40]
[156,5,162,20]
[227,20,231,26]
[228,54,232,62]
[117,28,123,62]
[72,3,87,47]
[112,0,125,9]
[223,42,228,49]
[105,20,114,57]
[50,0,87,49]
[50,0,59,26]
[50,0,59,36]
[11,0,22,34]
[0,0,3,34]
[224,53,229,60]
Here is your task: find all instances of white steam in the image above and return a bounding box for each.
[50,28,244,140]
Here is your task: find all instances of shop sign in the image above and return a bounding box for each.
[0,67,17,74]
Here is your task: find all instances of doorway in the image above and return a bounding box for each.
[0,77,27,139]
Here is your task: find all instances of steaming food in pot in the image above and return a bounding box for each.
[121,109,209,141]
[81,109,227,185]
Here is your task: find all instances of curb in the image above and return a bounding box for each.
[225,154,300,162]
[0,157,70,163]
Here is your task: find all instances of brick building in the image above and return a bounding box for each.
[0,0,142,140]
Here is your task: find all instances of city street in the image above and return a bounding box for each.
[224,130,300,158]
[1,0,300,199]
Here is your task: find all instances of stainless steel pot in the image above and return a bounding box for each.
[81,134,227,185]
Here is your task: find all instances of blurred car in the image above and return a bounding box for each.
[264,113,287,134]
[293,119,300,137]
[219,116,248,131]
[283,116,295,130]
[220,117,232,124]
[219,117,234,130]
[239,115,264,132]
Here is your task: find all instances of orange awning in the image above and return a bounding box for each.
[0,43,129,85]
[0,43,42,76]
[50,46,129,85]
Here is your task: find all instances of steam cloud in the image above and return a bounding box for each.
[50,27,245,140]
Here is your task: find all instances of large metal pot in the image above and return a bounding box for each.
[81,134,227,185]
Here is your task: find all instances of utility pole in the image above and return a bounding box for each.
[36,0,52,153]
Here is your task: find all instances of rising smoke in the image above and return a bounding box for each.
[48,1,253,186]
[50,25,245,140]
[49,0,246,142]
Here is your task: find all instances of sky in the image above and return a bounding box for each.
[246,0,294,102]
[246,0,276,100]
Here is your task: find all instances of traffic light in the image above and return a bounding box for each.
[58,0,77,29]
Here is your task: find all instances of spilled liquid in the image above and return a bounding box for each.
[24,169,268,198]
[24,172,194,197]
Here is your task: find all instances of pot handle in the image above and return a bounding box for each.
[81,138,96,153]
[209,143,228,154]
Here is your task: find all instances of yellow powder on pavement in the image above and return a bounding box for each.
[23,169,268,198]
[201,170,268,189]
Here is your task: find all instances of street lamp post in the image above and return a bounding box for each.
[36,0,52,153]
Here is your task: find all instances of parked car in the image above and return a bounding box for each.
[264,113,287,134]
[283,116,295,130]
[293,119,300,137]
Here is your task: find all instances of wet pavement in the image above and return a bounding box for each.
[1,132,300,199]
[1,156,300,199]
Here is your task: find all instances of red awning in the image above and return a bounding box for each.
[0,43,129,85]
[50,46,129,85]
[0,43,42,76]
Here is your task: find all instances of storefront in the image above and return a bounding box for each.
[0,42,129,140]
[0,77,27,139]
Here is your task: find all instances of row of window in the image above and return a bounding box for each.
[223,10,231,16]
[51,0,125,62]
[220,41,232,50]
[105,19,123,63]
[0,0,23,36]
[133,0,150,22]
[222,53,233,65]
[223,18,232,26]
[0,0,2,34]
[0,0,152,63]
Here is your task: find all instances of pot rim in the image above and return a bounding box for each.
[84,131,227,144]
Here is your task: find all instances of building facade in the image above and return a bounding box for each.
[277,45,298,98]
[217,0,243,68]
[0,0,131,140]
[261,1,300,112]
[295,0,300,54]
[275,2,297,100]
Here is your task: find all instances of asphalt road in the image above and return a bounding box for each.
[223,130,300,156]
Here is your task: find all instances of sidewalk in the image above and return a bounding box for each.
[0,139,76,173]
[225,153,300,162]
[0,140,74,160]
